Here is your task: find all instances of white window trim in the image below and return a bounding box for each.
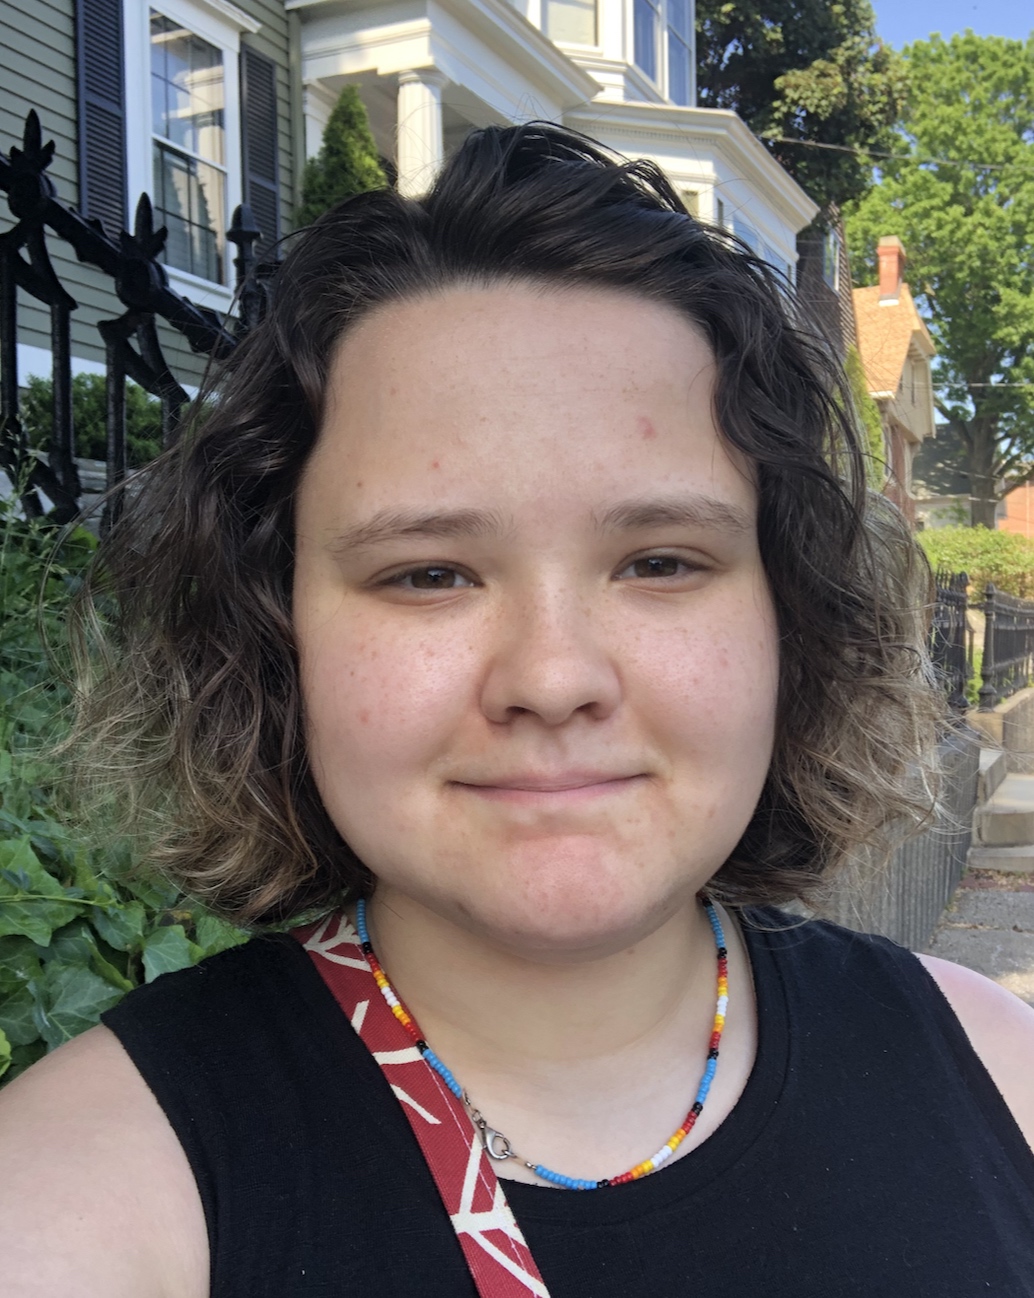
[628,0,695,106]
[123,0,257,313]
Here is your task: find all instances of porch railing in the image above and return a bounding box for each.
[0,110,274,529]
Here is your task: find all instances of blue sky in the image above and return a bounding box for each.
[870,0,1033,48]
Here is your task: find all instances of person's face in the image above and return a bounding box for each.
[293,284,780,960]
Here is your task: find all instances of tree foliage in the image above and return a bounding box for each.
[297,86,387,226]
[844,34,1034,527]
[918,525,1034,600]
[21,373,162,467]
[695,0,905,211]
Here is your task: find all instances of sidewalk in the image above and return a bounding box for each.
[926,870,1034,1006]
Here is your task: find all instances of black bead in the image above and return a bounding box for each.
[691,1101,703,1114]
[361,941,373,954]
[597,1179,609,1187]
[415,1039,428,1052]
[716,946,728,958]
[707,1046,719,1059]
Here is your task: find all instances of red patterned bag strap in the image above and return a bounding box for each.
[294,912,552,1298]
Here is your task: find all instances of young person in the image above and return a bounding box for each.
[2,123,1033,1297]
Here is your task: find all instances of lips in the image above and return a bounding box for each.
[452,772,645,801]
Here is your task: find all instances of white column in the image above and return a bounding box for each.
[396,70,447,198]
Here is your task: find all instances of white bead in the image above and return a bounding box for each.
[717,995,729,1015]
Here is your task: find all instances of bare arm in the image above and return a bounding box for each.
[0,1025,208,1298]
[918,953,1034,1152]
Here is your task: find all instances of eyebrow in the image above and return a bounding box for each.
[328,494,753,554]
[327,508,508,554]
[593,494,754,537]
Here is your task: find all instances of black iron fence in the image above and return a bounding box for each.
[977,583,1034,711]
[0,111,273,529]
[929,571,1034,714]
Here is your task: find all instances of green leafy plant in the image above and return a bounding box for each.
[296,86,387,226]
[0,497,247,1085]
[844,344,886,489]
[918,526,1034,601]
[21,372,162,467]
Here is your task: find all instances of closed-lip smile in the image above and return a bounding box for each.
[452,772,646,802]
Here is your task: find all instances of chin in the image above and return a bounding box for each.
[446,841,693,963]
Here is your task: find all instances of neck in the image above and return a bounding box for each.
[360,886,755,1186]
[363,887,717,1077]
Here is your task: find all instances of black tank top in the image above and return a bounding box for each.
[102,910,1034,1297]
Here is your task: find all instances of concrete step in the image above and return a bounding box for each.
[978,746,1009,802]
[967,844,1034,873]
[974,773,1034,846]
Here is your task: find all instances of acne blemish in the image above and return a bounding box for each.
[637,416,657,441]
[431,460,440,470]
[358,709,370,725]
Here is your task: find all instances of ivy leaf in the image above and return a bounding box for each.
[30,963,124,1048]
[91,900,146,954]
[0,984,37,1045]
[194,912,248,956]
[41,918,133,993]
[0,1027,11,1079]
[142,925,200,983]
[0,838,81,945]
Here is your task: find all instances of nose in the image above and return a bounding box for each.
[479,583,622,727]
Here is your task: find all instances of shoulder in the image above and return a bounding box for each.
[0,1024,208,1298]
[917,953,1034,1152]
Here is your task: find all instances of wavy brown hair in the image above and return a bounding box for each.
[68,122,943,924]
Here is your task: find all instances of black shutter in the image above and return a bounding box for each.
[240,46,280,261]
[75,0,127,237]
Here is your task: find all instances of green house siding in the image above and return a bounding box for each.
[0,0,296,387]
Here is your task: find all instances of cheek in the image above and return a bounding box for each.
[630,593,779,758]
[298,614,476,787]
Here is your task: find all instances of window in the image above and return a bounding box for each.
[150,12,226,283]
[122,0,267,301]
[634,0,660,84]
[666,0,691,106]
[634,0,694,105]
[822,228,841,292]
[543,0,596,44]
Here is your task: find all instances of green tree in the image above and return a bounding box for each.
[21,373,162,467]
[845,33,1034,528]
[297,86,387,226]
[695,0,905,211]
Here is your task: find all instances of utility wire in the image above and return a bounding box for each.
[767,135,1030,172]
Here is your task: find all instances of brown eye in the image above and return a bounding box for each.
[632,556,682,579]
[396,566,475,590]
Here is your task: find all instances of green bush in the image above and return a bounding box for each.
[0,499,246,1085]
[296,86,387,226]
[918,526,1034,600]
[21,373,162,467]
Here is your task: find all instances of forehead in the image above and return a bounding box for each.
[304,283,756,527]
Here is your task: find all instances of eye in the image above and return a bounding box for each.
[615,554,703,581]
[383,565,476,591]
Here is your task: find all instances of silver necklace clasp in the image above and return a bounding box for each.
[464,1094,516,1161]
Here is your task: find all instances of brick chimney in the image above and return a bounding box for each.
[877,235,905,303]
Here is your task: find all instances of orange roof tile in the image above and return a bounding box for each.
[851,282,934,397]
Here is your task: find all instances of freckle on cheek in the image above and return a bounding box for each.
[637,416,657,441]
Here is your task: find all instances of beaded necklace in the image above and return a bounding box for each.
[355,896,729,1191]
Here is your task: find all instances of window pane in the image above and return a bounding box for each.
[667,0,690,39]
[153,142,225,283]
[543,0,596,44]
[150,10,225,165]
[667,31,691,105]
[634,0,659,82]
